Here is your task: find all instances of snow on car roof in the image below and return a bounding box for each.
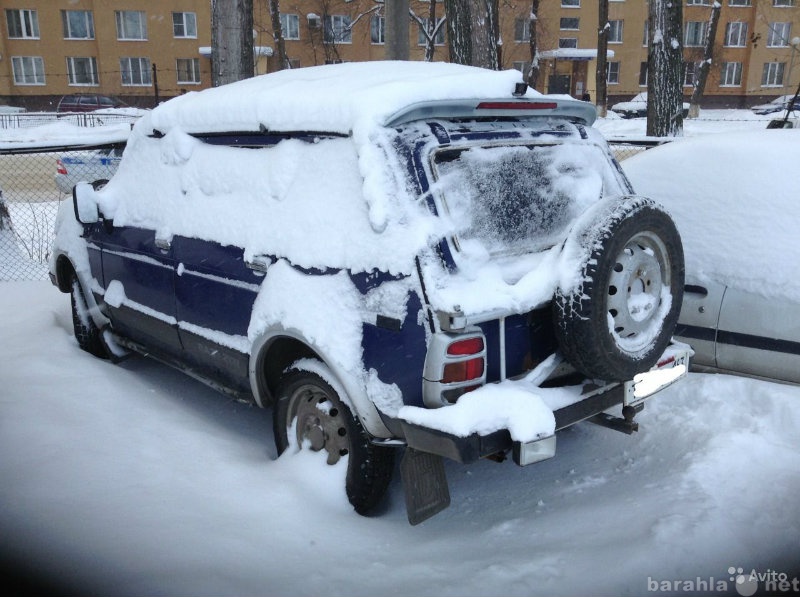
[624,129,800,301]
[145,61,540,136]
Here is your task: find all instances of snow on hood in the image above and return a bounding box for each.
[624,129,800,301]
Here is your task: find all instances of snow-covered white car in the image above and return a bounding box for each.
[750,94,800,115]
[55,147,123,194]
[611,93,690,119]
[625,129,800,385]
[49,62,689,524]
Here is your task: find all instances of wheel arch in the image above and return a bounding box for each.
[53,253,77,293]
[248,327,393,439]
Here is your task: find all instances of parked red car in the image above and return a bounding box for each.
[56,94,128,113]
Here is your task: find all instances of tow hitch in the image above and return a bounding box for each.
[588,403,643,435]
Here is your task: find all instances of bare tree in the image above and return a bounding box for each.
[688,2,721,118]
[525,0,540,88]
[647,0,684,137]
[411,0,446,62]
[267,0,289,70]
[595,0,609,116]
[212,0,255,86]
[444,0,500,69]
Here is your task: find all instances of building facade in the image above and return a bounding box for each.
[1,0,798,111]
[0,0,210,110]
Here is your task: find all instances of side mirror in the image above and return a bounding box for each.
[73,181,99,224]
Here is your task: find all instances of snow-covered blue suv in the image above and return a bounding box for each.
[50,62,690,524]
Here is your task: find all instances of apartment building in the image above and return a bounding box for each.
[1,0,798,111]
[0,0,210,110]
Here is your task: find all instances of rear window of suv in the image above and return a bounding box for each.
[432,142,626,257]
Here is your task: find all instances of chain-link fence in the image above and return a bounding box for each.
[607,138,668,162]
[0,136,666,283]
[0,143,125,281]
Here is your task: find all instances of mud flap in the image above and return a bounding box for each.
[400,447,450,525]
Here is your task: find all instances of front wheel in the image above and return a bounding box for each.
[70,274,108,359]
[273,363,395,515]
[553,197,684,381]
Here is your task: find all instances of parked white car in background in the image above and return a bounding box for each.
[624,129,800,385]
[750,94,800,115]
[611,93,690,119]
[54,147,123,194]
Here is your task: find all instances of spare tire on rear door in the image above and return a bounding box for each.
[553,196,684,382]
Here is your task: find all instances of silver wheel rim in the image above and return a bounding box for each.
[606,230,671,353]
[287,383,350,465]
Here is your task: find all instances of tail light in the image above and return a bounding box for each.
[423,332,487,407]
[442,337,485,383]
[56,159,68,175]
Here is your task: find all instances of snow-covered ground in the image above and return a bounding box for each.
[1,84,799,595]
[1,281,799,596]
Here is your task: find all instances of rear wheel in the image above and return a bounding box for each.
[70,274,108,359]
[274,363,395,515]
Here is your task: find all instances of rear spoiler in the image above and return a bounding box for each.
[384,97,597,128]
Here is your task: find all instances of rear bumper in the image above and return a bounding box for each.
[397,342,691,466]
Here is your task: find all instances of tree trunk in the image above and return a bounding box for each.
[647,0,684,137]
[595,0,609,116]
[688,2,721,118]
[424,0,438,62]
[268,0,288,70]
[444,0,499,69]
[444,0,473,65]
[526,0,540,88]
[386,0,410,60]
[212,0,255,86]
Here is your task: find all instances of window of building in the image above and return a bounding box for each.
[762,62,785,86]
[324,15,352,43]
[11,56,44,85]
[62,10,94,39]
[559,38,578,49]
[513,61,531,75]
[281,14,300,40]
[639,62,648,86]
[6,9,39,39]
[608,20,624,43]
[724,22,747,47]
[686,0,710,5]
[773,0,794,6]
[720,61,742,86]
[172,12,197,38]
[607,61,620,84]
[176,58,201,84]
[728,0,751,6]
[683,61,700,86]
[116,11,146,40]
[767,22,791,47]
[67,57,99,86]
[370,15,384,44]
[120,57,152,86]
[643,20,649,46]
[560,17,579,30]
[684,21,708,46]
[417,18,445,46]
[562,0,580,6]
[515,18,531,42]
